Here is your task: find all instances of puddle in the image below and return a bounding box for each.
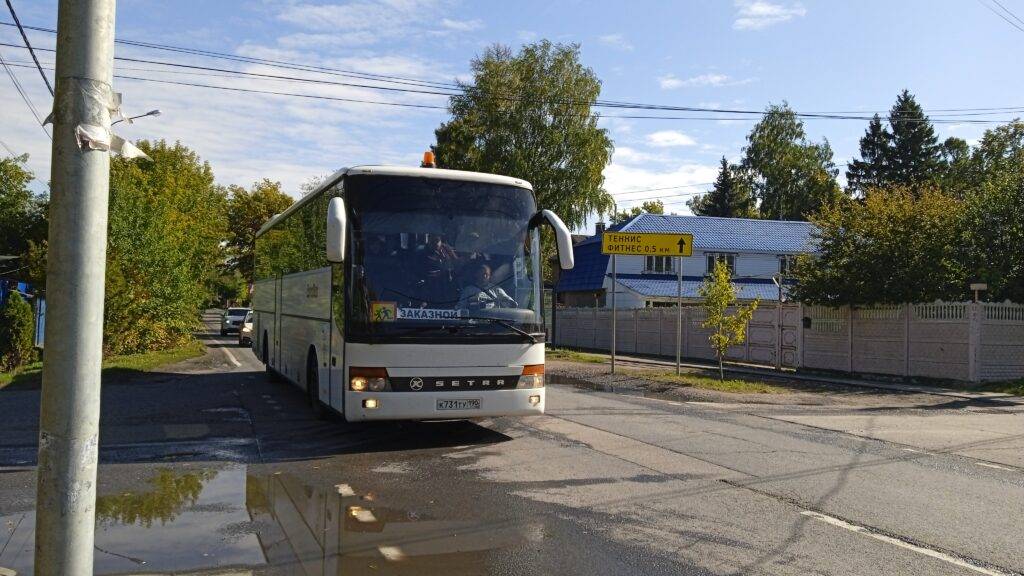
[1,466,534,575]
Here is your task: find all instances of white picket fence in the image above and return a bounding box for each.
[553,301,1024,382]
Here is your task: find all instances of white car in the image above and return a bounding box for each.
[238,311,254,347]
[220,307,250,336]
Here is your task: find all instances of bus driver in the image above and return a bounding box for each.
[460,262,516,310]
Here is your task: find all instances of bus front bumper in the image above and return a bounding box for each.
[345,387,545,422]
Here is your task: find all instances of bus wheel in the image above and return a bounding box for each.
[307,351,326,420]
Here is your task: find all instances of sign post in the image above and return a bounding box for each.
[676,256,683,375]
[602,232,693,375]
[610,255,616,373]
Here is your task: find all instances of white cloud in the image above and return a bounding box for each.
[440,18,483,31]
[647,130,698,147]
[517,30,538,42]
[598,33,633,51]
[602,162,720,217]
[658,73,755,90]
[276,0,437,43]
[733,1,806,30]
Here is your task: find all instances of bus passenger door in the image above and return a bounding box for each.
[329,262,345,412]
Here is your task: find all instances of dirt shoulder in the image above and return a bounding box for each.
[546,358,974,409]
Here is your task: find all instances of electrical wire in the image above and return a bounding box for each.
[611,182,715,196]
[977,0,1024,33]
[0,49,50,140]
[0,36,1021,124]
[0,20,463,91]
[3,0,51,95]
[990,0,1024,27]
[0,135,16,156]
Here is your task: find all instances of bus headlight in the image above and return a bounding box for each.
[350,367,389,391]
[517,364,544,388]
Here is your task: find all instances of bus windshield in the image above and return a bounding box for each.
[346,174,543,342]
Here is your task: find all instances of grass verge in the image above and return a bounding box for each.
[975,379,1024,396]
[0,339,206,390]
[546,348,608,364]
[625,369,788,394]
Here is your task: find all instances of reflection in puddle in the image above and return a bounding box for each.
[1,466,533,575]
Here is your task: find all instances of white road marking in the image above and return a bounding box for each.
[220,342,242,367]
[976,462,1016,472]
[378,545,406,561]
[801,511,1012,576]
[902,448,927,454]
[335,483,356,497]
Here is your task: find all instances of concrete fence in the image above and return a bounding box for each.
[553,301,1024,383]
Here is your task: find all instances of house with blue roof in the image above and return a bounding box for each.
[555,213,816,308]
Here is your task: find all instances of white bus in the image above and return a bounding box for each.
[251,162,574,421]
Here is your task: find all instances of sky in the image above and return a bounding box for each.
[2,0,1024,233]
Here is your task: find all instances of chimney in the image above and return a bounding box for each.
[594,221,606,236]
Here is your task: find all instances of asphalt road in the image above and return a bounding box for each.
[1,314,1023,575]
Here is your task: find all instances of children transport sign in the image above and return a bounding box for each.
[601,232,693,256]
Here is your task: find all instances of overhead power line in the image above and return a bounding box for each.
[2,25,1024,123]
[0,20,463,92]
[610,182,715,196]
[3,0,51,95]
[0,135,16,156]
[2,55,1020,126]
[0,49,50,140]
[977,0,1024,33]
[990,0,1024,27]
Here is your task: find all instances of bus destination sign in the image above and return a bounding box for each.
[601,232,694,256]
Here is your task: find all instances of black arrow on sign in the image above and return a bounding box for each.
[677,238,687,254]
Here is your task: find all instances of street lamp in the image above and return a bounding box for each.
[112,109,161,125]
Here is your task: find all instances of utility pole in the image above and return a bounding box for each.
[35,1,117,574]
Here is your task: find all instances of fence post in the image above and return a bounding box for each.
[969,302,981,382]
[633,309,639,356]
[904,303,911,378]
[796,302,805,368]
[745,317,751,362]
[847,305,854,373]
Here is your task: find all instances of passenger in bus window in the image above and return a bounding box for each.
[460,262,517,310]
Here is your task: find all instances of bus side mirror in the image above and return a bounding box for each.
[326,197,347,263]
[540,209,574,270]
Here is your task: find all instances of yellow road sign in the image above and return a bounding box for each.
[602,232,693,256]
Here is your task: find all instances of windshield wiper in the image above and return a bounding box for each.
[459,316,539,344]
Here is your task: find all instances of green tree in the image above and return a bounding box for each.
[960,123,1024,302]
[845,114,889,196]
[700,261,759,380]
[939,136,972,197]
[226,179,293,285]
[792,186,967,305]
[0,292,35,371]
[886,90,942,188]
[610,200,664,225]
[0,155,47,260]
[688,157,756,217]
[433,41,615,230]
[106,140,227,354]
[740,103,843,220]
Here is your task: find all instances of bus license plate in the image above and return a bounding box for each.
[436,399,481,411]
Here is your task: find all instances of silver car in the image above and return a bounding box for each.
[220,307,250,335]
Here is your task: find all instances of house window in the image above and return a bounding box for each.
[644,255,674,274]
[706,253,736,275]
[779,254,798,277]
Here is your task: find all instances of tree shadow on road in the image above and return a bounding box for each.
[0,366,513,468]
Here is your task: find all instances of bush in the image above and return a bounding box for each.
[0,293,35,371]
